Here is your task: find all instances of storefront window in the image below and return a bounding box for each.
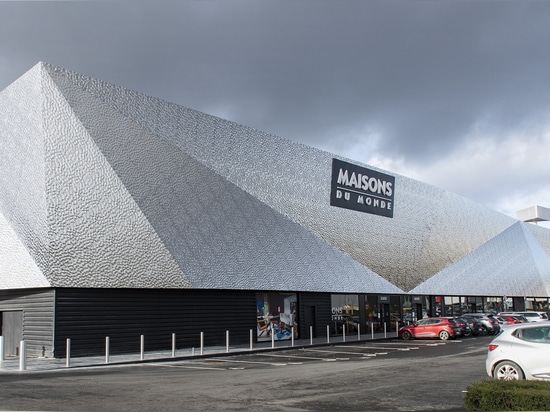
[331,295,359,335]
[256,292,298,342]
[365,295,379,332]
[525,297,550,312]
[484,297,503,313]
[466,296,483,313]
[444,297,460,316]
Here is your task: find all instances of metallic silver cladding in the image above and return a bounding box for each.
[46,68,399,293]
[1,61,549,296]
[410,222,550,297]
[43,63,525,293]
[0,62,401,293]
[0,64,49,279]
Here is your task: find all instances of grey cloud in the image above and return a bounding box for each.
[1,0,550,205]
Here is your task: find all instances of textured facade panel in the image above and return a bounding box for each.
[0,210,49,289]
[0,65,49,273]
[410,222,550,296]
[39,72,192,289]
[47,67,401,293]
[525,223,550,256]
[2,62,550,296]
[44,63,520,291]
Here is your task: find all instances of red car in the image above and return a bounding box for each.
[398,317,459,341]
[496,315,526,325]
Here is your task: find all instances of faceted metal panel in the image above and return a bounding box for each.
[411,222,550,297]
[1,62,549,296]
[47,66,400,293]
[0,65,49,277]
[45,63,527,292]
[0,210,49,289]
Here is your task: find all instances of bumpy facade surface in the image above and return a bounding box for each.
[1,62,550,297]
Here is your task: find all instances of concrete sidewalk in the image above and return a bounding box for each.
[0,330,397,373]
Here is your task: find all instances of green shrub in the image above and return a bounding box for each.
[464,379,550,411]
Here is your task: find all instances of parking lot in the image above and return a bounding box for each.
[0,334,493,411]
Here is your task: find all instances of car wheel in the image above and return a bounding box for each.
[401,331,412,340]
[494,361,524,380]
[439,330,450,340]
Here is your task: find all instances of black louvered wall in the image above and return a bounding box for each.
[0,288,55,357]
[54,288,257,357]
[298,292,331,338]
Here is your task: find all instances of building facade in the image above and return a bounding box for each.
[1,62,550,357]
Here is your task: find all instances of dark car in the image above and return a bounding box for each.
[463,313,501,335]
[451,317,473,337]
[462,315,486,336]
[398,317,460,341]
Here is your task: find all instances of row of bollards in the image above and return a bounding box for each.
[7,322,400,371]
[0,337,27,371]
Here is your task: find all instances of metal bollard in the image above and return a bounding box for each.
[310,326,313,345]
[172,333,176,358]
[357,324,361,341]
[249,329,253,351]
[291,326,294,347]
[66,338,71,368]
[371,323,374,340]
[327,325,330,343]
[19,341,26,371]
[0,336,4,368]
[105,336,110,364]
[226,330,229,353]
[140,335,145,360]
[200,332,204,355]
[271,328,275,349]
[343,325,346,342]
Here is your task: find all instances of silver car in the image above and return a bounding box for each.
[486,323,550,380]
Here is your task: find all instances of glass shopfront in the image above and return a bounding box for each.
[331,294,359,335]
[256,292,298,342]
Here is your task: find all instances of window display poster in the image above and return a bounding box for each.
[256,292,298,342]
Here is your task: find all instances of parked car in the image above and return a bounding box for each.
[496,315,525,325]
[498,311,548,322]
[463,313,501,335]
[486,323,550,380]
[451,317,473,337]
[462,316,486,336]
[398,317,459,341]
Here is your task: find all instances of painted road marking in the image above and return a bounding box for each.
[207,358,287,367]
[255,353,333,362]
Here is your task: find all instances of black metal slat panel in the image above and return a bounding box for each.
[298,292,331,338]
[0,289,55,357]
[54,288,257,357]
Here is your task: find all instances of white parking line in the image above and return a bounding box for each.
[255,353,334,362]
[299,348,375,357]
[341,344,420,351]
[207,358,287,367]
[147,363,227,371]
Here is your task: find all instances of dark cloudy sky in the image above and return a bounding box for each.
[1,0,550,226]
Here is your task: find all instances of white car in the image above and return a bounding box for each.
[486,323,550,380]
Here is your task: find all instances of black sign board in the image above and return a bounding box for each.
[330,158,395,218]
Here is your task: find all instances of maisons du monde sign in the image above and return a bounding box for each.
[330,158,395,218]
